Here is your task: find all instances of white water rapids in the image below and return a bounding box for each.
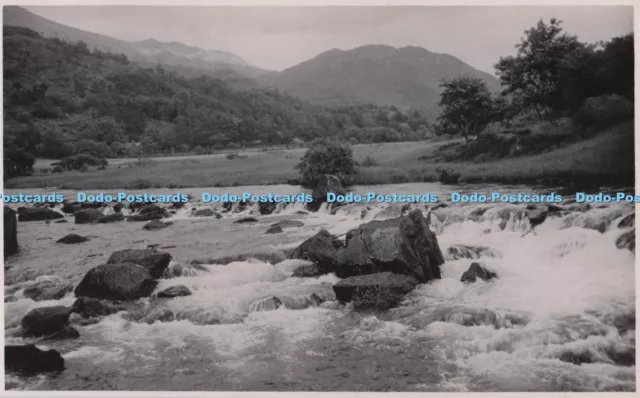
[3,183,636,391]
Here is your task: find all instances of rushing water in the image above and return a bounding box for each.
[3,183,636,391]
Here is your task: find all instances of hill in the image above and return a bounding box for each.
[3,25,436,178]
[258,45,502,118]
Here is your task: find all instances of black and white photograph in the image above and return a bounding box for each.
[1,2,636,392]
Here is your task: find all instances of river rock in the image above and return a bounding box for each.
[258,202,277,215]
[194,208,214,217]
[333,272,419,309]
[4,206,18,256]
[5,344,64,374]
[61,201,82,214]
[266,225,283,234]
[249,296,283,312]
[98,212,125,223]
[54,219,68,224]
[143,220,172,230]
[461,262,497,283]
[234,217,258,224]
[21,306,71,337]
[618,213,635,229]
[271,220,304,229]
[113,203,124,213]
[526,207,549,228]
[74,262,158,301]
[336,209,444,282]
[18,207,64,222]
[157,285,192,298]
[446,244,501,260]
[292,263,327,277]
[71,297,127,318]
[43,326,80,341]
[23,279,74,301]
[308,174,346,212]
[106,248,172,278]
[289,230,338,272]
[74,208,103,224]
[616,229,635,252]
[56,234,89,244]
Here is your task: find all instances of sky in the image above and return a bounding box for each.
[25,6,633,74]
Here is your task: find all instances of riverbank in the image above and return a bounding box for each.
[5,122,633,190]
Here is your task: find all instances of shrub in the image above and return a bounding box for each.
[58,153,108,171]
[3,147,35,180]
[295,138,358,187]
[435,165,461,184]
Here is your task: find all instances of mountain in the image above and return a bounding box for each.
[258,45,502,117]
[3,6,268,85]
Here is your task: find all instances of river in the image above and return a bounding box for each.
[3,183,636,391]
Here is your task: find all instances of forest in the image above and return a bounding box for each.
[3,25,434,178]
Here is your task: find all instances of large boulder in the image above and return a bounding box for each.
[336,210,444,283]
[4,206,18,256]
[21,306,71,337]
[74,262,158,301]
[18,207,64,222]
[332,272,419,308]
[106,249,172,279]
[460,262,497,283]
[292,263,327,278]
[574,94,634,129]
[308,174,346,212]
[5,344,64,374]
[289,230,338,272]
[74,208,103,224]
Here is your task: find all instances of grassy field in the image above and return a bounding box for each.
[5,122,633,190]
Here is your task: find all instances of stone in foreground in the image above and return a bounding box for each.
[74,209,103,224]
[289,229,338,272]
[56,234,89,244]
[18,207,64,222]
[74,262,158,301]
[107,248,172,278]
[71,297,128,318]
[265,224,283,234]
[333,272,419,305]
[5,344,64,374]
[21,306,71,337]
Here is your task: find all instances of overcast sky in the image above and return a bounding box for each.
[25,6,633,73]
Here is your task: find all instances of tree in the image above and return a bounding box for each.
[295,138,357,187]
[494,18,584,115]
[434,77,495,142]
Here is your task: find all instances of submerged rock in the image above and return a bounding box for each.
[446,244,501,260]
[234,217,258,224]
[5,344,64,374]
[4,206,18,256]
[61,202,82,214]
[292,263,328,278]
[618,213,635,229]
[337,210,444,283]
[289,230,338,272]
[143,220,172,230]
[272,219,305,229]
[21,306,71,337]
[71,297,128,318]
[98,212,125,223]
[461,262,498,283]
[56,234,89,244]
[157,285,192,298]
[18,207,64,222]
[74,262,158,301]
[616,229,635,252]
[266,224,283,234]
[23,279,74,301]
[194,208,215,217]
[43,326,80,341]
[333,272,419,310]
[107,248,172,278]
[74,208,103,224]
[258,201,277,215]
[249,296,283,312]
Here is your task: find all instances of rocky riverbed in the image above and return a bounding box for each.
[3,182,636,391]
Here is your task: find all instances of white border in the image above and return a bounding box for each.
[0,0,637,397]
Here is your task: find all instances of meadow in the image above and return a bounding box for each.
[6,121,633,190]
